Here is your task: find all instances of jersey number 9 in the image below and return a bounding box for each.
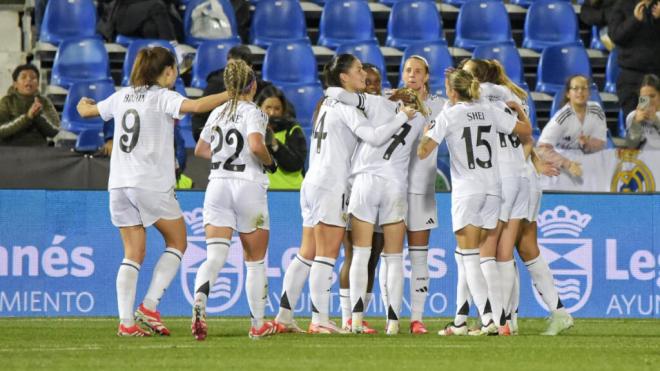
[119,109,140,153]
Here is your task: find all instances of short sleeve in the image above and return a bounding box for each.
[539,116,563,146]
[158,89,186,120]
[426,112,448,144]
[490,105,516,134]
[246,107,268,135]
[96,92,118,121]
[199,110,217,144]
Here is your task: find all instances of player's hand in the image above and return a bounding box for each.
[506,101,523,114]
[578,135,589,148]
[27,97,42,119]
[101,139,113,156]
[634,1,647,21]
[401,106,416,120]
[567,161,583,177]
[541,162,561,177]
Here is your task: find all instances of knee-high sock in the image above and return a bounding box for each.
[339,288,351,327]
[349,246,371,316]
[409,246,429,322]
[498,260,516,317]
[511,261,520,322]
[194,238,231,308]
[481,257,505,326]
[385,253,404,323]
[454,249,471,326]
[245,260,268,328]
[378,254,388,319]
[309,257,336,325]
[276,254,312,324]
[143,247,183,311]
[525,255,565,312]
[117,259,140,326]
[461,248,493,326]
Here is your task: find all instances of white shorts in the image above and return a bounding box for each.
[300,182,347,228]
[451,193,500,232]
[109,187,182,228]
[348,174,407,226]
[203,178,269,233]
[499,176,530,222]
[406,192,438,231]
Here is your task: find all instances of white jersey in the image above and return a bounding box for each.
[480,83,526,178]
[539,101,607,149]
[200,101,269,186]
[426,101,516,198]
[304,98,408,192]
[97,86,185,192]
[625,111,660,150]
[408,95,447,194]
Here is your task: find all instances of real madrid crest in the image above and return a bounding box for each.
[610,149,656,192]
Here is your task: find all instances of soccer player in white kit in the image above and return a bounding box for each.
[418,69,531,336]
[191,60,279,340]
[76,46,230,336]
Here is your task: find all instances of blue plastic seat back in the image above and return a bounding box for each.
[62,80,116,133]
[535,44,592,94]
[318,0,377,49]
[386,0,444,50]
[191,39,241,89]
[262,41,319,85]
[39,0,97,45]
[605,49,619,94]
[472,43,524,85]
[279,83,324,127]
[401,40,453,95]
[51,38,111,88]
[122,40,176,86]
[523,1,580,51]
[75,129,104,152]
[184,0,241,46]
[454,1,513,50]
[250,0,308,48]
[336,41,390,88]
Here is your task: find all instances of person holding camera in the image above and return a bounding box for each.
[608,0,660,134]
[255,86,307,190]
[625,74,660,149]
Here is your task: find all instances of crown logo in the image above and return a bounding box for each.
[183,208,205,236]
[536,206,592,237]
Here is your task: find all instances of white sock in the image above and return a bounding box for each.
[378,254,388,319]
[143,247,182,311]
[309,257,336,325]
[340,288,351,328]
[511,262,520,323]
[349,246,371,317]
[453,249,470,326]
[409,246,429,322]
[498,260,516,319]
[461,248,492,326]
[385,253,404,323]
[194,238,230,308]
[480,257,504,326]
[276,254,312,324]
[365,292,373,311]
[526,255,565,312]
[245,259,267,328]
[117,259,140,326]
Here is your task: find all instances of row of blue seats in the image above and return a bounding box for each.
[40,0,599,54]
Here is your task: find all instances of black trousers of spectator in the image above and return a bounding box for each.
[115,0,178,41]
[616,68,648,136]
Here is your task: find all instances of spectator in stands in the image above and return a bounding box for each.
[0,64,60,146]
[625,74,660,149]
[608,0,660,126]
[255,86,307,190]
[192,45,274,141]
[231,0,251,43]
[102,0,183,41]
[538,75,608,176]
[580,0,618,50]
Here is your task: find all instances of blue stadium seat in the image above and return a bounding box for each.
[250,0,309,48]
[39,0,97,45]
[590,26,606,51]
[511,0,571,8]
[336,41,391,89]
[191,39,240,89]
[454,1,514,50]
[523,1,581,51]
[278,83,324,127]
[535,44,592,94]
[618,109,626,137]
[121,40,176,86]
[75,129,104,153]
[115,34,140,47]
[386,0,444,50]
[318,0,377,49]
[605,49,619,94]
[549,87,602,117]
[472,43,524,85]
[174,78,196,148]
[401,40,453,95]
[51,38,111,88]
[61,80,116,133]
[262,41,319,85]
[184,0,241,46]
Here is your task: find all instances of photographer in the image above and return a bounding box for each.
[255,86,307,190]
[608,0,660,133]
[625,74,660,149]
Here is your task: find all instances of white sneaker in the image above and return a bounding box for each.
[468,321,498,336]
[386,320,399,336]
[438,322,468,336]
[541,311,573,336]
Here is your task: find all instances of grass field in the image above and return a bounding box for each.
[1,317,659,371]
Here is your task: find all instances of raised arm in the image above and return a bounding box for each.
[77,97,100,118]
[353,108,416,146]
[180,91,230,114]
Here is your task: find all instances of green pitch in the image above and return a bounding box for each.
[1,318,658,371]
